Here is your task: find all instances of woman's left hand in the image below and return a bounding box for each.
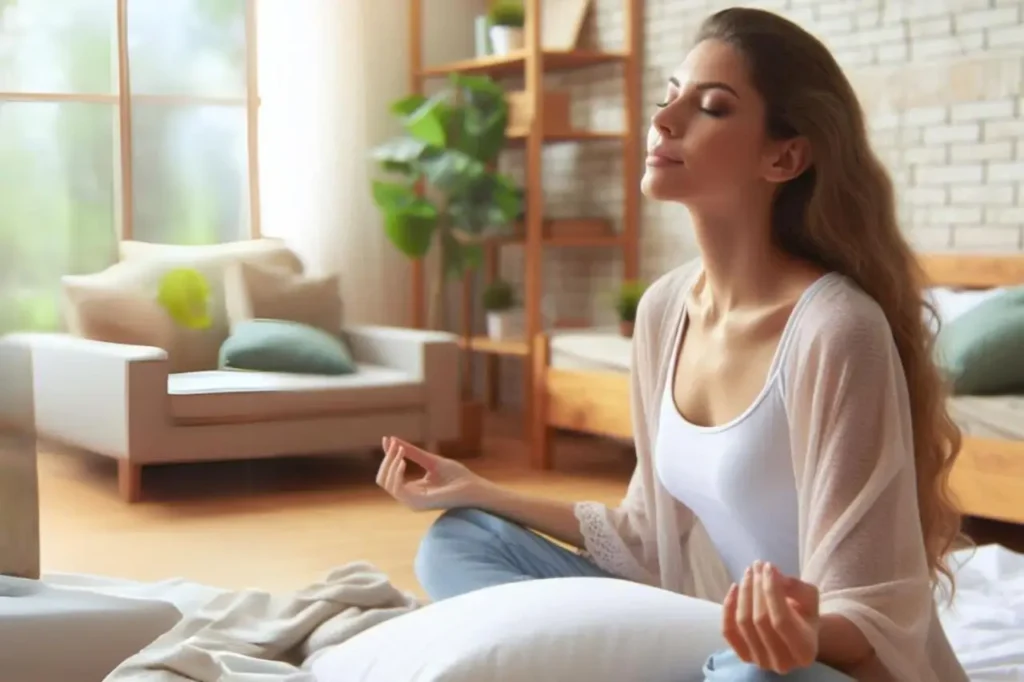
[722,560,821,675]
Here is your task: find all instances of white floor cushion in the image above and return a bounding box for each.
[0,575,181,682]
[311,576,727,682]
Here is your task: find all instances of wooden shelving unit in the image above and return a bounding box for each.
[407,0,642,441]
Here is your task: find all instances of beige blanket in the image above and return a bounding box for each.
[104,562,420,681]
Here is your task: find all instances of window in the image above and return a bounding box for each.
[0,0,259,331]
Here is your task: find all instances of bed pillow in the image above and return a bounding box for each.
[923,286,1006,334]
[935,286,1024,395]
[311,577,727,682]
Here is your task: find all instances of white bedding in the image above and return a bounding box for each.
[40,544,1024,680]
[550,326,631,372]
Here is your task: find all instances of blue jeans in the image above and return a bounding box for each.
[415,508,852,682]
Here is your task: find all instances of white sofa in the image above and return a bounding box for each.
[0,239,460,502]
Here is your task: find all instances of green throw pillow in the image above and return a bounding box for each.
[935,286,1024,395]
[219,319,356,375]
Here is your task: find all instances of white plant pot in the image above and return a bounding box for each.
[489,26,524,55]
[486,309,525,340]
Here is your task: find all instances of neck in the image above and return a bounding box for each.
[689,205,788,312]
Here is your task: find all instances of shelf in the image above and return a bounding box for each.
[458,336,529,356]
[489,232,623,248]
[487,218,622,248]
[506,129,625,143]
[418,50,627,79]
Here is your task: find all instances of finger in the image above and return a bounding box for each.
[388,458,409,500]
[736,565,769,666]
[781,574,820,618]
[384,448,407,495]
[722,583,749,660]
[390,439,442,473]
[375,438,399,487]
[765,565,813,668]
[754,563,795,673]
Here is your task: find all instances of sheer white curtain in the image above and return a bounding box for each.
[256,0,411,327]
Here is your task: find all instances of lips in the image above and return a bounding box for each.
[646,148,683,167]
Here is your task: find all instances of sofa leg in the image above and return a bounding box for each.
[118,461,142,503]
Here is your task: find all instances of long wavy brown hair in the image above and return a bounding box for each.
[695,8,964,595]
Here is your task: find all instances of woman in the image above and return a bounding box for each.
[377,8,968,682]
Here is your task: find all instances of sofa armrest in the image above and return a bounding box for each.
[341,325,460,442]
[0,334,170,459]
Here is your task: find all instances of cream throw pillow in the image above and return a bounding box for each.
[118,238,301,269]
[62,241,305,373]
[224,261,343,334]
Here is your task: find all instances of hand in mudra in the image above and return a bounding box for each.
[376,437,489,511]
[723,560,820,674]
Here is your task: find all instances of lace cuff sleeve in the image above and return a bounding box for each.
[574,500,657,584]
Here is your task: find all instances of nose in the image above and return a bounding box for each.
[651,105,679,139]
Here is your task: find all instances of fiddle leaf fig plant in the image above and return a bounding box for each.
[369,73,521,327]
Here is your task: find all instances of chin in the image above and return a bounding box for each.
[641,167,690,202]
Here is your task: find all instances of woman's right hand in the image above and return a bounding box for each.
[376,436,492,512]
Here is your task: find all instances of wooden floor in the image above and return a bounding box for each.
[37,413,1021,598]
[37,414,634,597]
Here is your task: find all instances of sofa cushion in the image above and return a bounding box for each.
[62,240,304,373]
[224,261,342,334]
[219,319,356,375]
[167,366,423,425]
[119,238,302,270]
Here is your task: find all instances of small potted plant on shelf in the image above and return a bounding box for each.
[615,281,646,338]
[488,0,525,56]
[482,279,523,340]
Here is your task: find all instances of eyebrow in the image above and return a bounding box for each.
[668,76,739,98]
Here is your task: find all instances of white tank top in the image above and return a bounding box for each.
[654,275,834,583]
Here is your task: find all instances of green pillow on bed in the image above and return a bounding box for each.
[219,319,356,375]
[935,286,1024,395]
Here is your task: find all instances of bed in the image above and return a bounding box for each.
[530,253,1024,526]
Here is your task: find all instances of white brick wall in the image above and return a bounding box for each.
[509,0,1024,321]
[491,0,1024,403]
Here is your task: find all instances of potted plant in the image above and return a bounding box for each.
[488,0,525,55]
[369,72,520,331]
[482,279,523,340]
[615,281,646,338]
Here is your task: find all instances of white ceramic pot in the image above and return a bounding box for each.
[489,26,524,55]
[486,309,525,340]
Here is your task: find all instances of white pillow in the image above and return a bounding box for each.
[311,577,727,682]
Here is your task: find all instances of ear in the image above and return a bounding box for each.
[762,136,812,184]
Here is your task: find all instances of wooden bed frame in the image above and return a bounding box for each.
[530,253,1024,525]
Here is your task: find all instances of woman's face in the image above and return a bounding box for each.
[641,39,777,207]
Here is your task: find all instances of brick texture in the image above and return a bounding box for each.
[498,0,1024,323]
[490,0,1024,403]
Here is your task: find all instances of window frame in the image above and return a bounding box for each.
[0,0,262,241]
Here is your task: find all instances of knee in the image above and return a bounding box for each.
[413,508,486,591]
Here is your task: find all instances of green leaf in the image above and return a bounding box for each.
[420,149,486,193]
[440,230,483,279]
[462,243,484,270]
[390,94,427,117]
[451,73,507,104]
[370,180,418,211]
[491,173,522,223]
[404,93,450,147]
[383,200,438,259]
[371,137,430,165]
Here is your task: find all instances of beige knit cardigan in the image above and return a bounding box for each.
[574,260,968,682]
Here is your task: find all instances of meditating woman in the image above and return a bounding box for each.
[377,8,968,682]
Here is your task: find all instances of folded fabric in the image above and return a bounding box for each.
[103,561,420,682]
